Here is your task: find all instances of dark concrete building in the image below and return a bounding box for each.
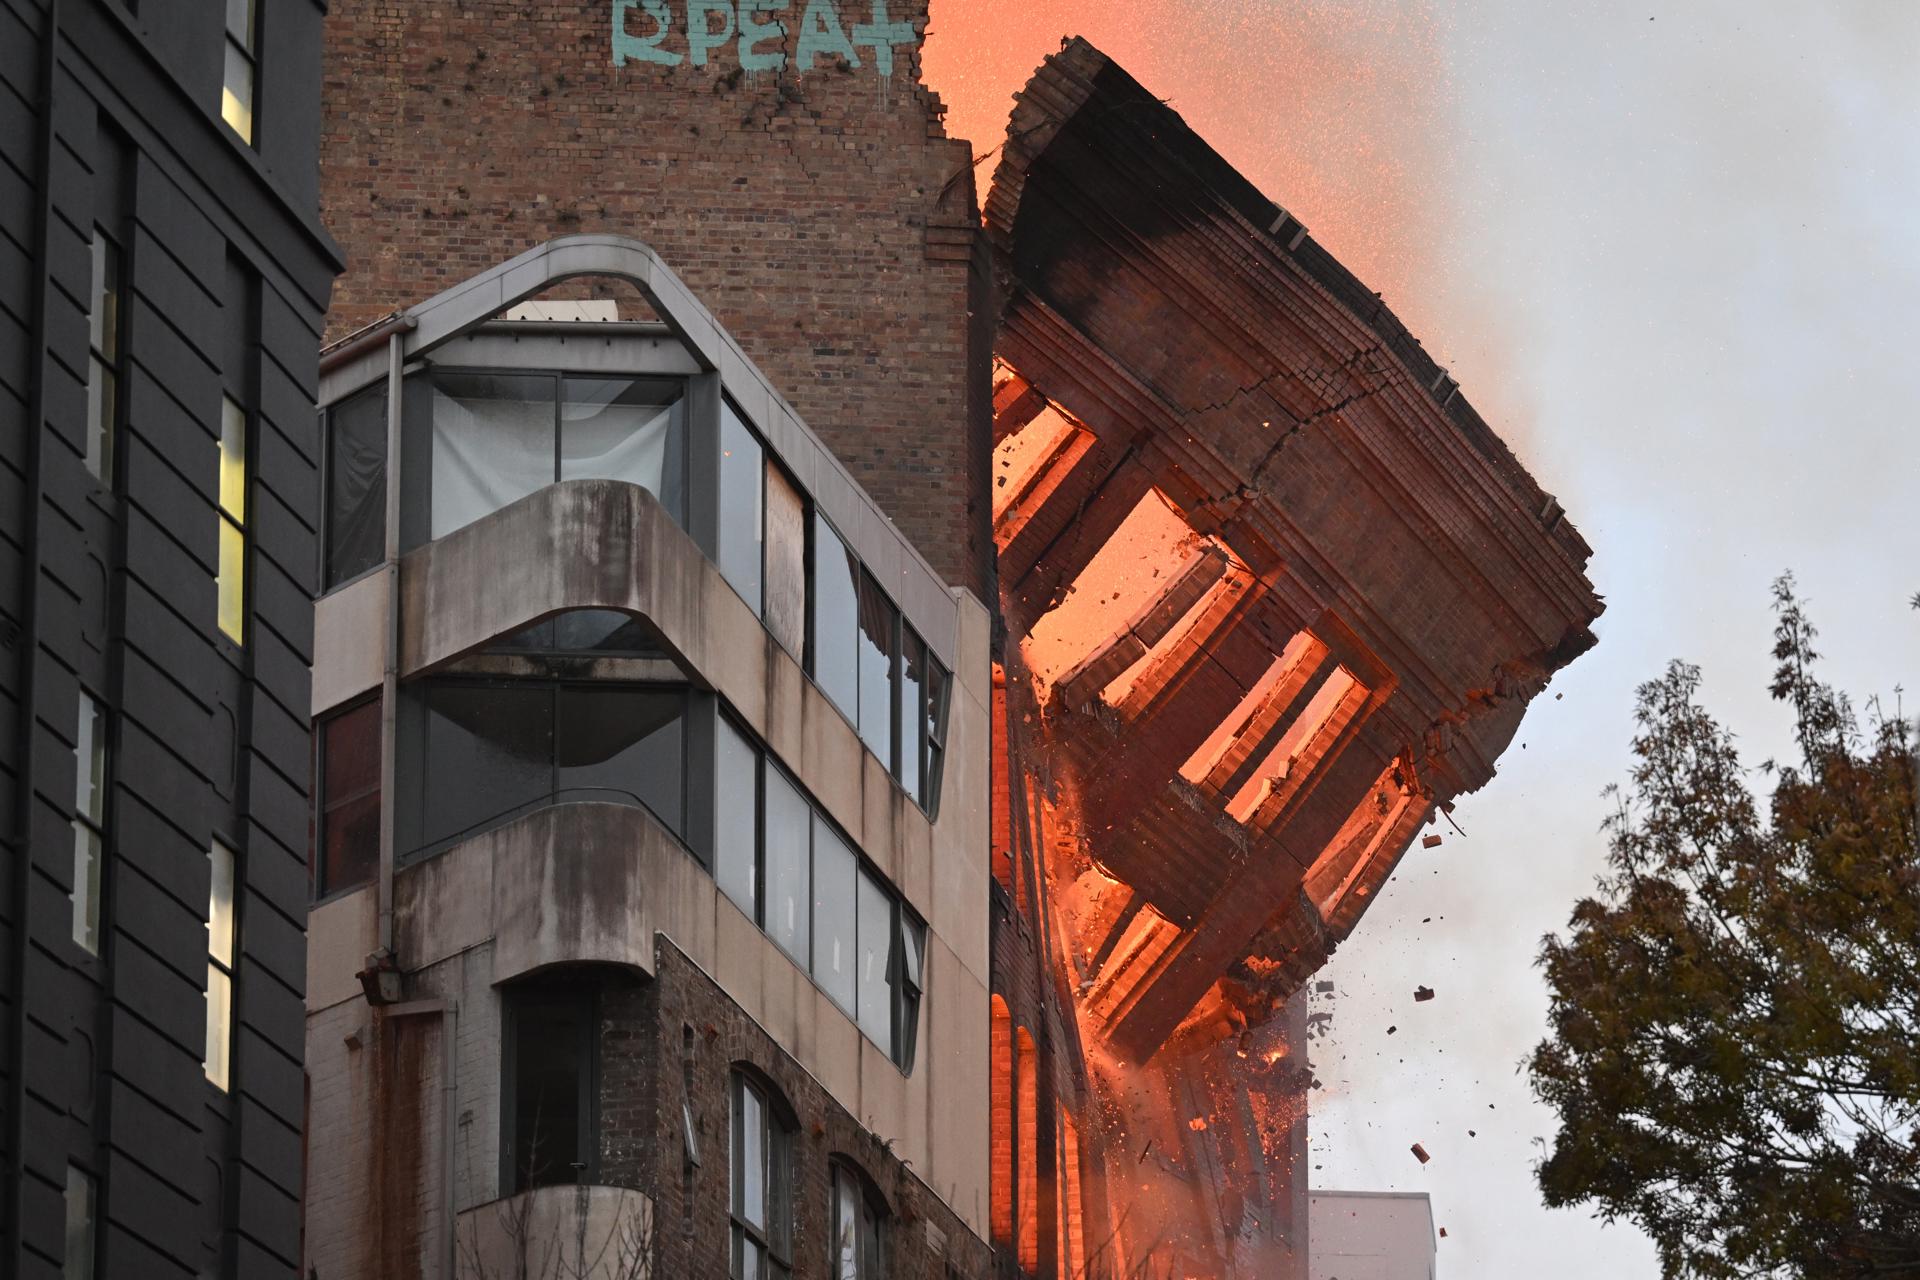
[1,1,340,1276]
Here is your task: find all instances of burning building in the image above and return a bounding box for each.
[296,7,1598,1280]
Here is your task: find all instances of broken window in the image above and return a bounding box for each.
[405,370,685,546]
[730,1070,794,1279]
[856,571,898,769]
[315,697,380,899]
[503,976,597,1193]
[764,465,808,662]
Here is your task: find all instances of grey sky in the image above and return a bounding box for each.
[1310,4,1920,1275]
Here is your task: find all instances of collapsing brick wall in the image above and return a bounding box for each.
[320,0,995,596]
[981,38,1604,1279]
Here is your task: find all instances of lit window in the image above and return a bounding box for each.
[221,0,256,144]
[84,231,121,484]
[63,1164,96,1280]
[729,1071,793,1279]
[205,840,236,1090]
[217,396,247,643]
[831,1164,884,1280]
[316,699,381,898]
[503,977,597,1192]
[70,693,106,953]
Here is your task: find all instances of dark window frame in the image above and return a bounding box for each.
[83,226,124,487]
[714,707,926,1073]
[829,1160,887,1280]
[729,1067,795,1280]
[500,976,601,1194]
[313,694,382,902]
[320,383,389,592]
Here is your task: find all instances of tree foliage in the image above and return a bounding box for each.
[1530,578,1920,1278]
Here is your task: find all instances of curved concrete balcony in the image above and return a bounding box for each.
[455,1183,654,1280]
[393,801,706,986]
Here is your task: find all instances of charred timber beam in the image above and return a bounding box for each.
[1004,455,1155,635]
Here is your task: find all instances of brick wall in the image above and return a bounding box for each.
[318,0,994,597]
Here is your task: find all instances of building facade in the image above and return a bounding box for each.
[302,238,994,1279]
[304,9,1598,1280]
[1,0,341,1277]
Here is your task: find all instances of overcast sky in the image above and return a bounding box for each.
[927,3,1920,1274]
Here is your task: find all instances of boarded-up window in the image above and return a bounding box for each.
[765,465,807,661]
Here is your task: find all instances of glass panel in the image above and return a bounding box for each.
[509,988,586,1190]
[923,658,951,813]
[320,700,381,895]
[898,629,925,801]
[204,963,232,1090]
[856,573,896,768]
[327,386,387,586]
[208,841,235,966]
[898,916,924,1071]
[219,397,247,519]
[221,41,254,144]
[494,610,660,655]
[812,515,860,721]
[70,821,100,954]
[555,687,683,832]
[715,719,759,917]
[225,0,253,44]
[762,766,810,965]
[419,683,553,850]
[428,372,555,540]
[764,466,807,660]
[89,235,119,360]
[63,1165,95,1280]
[811,816,856,1015]
[74,694,105,822]
[855,869,893,1057]
[834,1169,859,1280]
[560,377,686,521]
[719,402,765,614]
[740,1083,765,1230]
[741,1238,763,1280]
[217,516,245,643]
[85,357,115,484]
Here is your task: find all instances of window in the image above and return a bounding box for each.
[764,466,807,659]
[805,514,951,814]
[503,977,597,1192]
[718,400,765,615]
[492,609,660,656]
[217,396,247,643]
[811,514,861,720]
[855,572,897,767]
[717,716,927,1071]
[729,1071,793,1279]
[715,717,759,917]
[63,1164,96,1280]
[403,680,686,857]
[812,815,857,1015]
[70,693,106,953]
[408,371,685,546]
[831,1164,884,1280]
[84,230,122,485]
[205,840,236,1090]
[221,0,257,144]
[325,384,386,587]
[316,699,380,898]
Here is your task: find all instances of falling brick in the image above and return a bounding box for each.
[1422,833,1444,849]
[1410,1143,1430,1164]
[1414,985,1435,1002]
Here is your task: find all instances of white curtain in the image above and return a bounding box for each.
[560,388,673,496]
[430,386,553,540]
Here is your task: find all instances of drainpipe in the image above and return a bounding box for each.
[6,0,63,1265]
[360,330,406,1005]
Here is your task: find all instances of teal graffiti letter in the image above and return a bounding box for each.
[687,1,737,66]
[738,2,789,73]
[851,0,913,78]
[612,0,681,66]
[796,0,857,70]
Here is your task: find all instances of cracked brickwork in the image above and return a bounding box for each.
[319,0,994,597]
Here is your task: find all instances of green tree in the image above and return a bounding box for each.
[1530,578,1920,1278]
